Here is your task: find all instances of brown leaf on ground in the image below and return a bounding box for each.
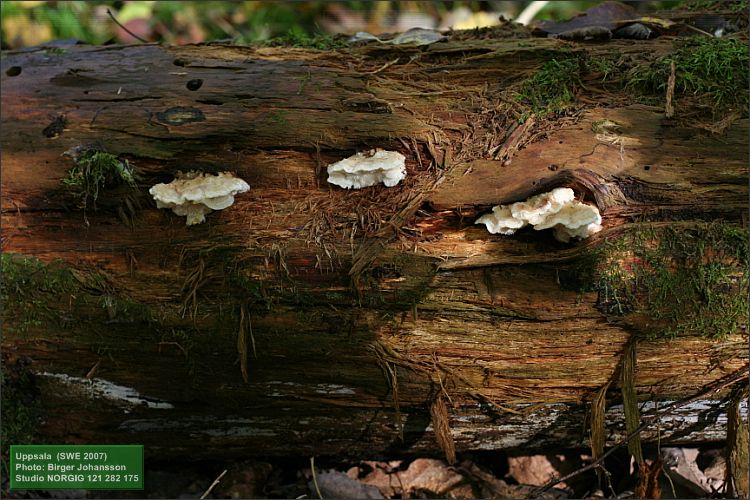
[213,461,273,499]
[352,458,466,498]
[506,454,586,489]
[351,458,556,499]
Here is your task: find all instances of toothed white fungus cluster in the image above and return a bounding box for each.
[327,149,406,189]
[149,171,250,225]
[475,187,602,242]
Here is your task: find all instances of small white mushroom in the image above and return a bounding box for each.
[534,202,602,242]
[327,149,406,189]
[510,188,575,226]
[149,171,250,225]
[475,187,602,242]
[473,205,526,235]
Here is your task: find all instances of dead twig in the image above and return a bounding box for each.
[665,60,676,118]
[310,457,323,499]
[199,469,227,500]
[106,8,148,43]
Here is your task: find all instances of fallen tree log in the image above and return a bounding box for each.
[1,15,748,463]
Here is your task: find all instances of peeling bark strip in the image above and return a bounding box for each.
[1,17,748,461]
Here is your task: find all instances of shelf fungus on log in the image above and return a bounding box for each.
[326,149,406,189]
[149,171,250,225]
[475,187,602,242]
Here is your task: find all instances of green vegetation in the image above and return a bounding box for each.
[61,149,137,210]
[516,58,581,120]
[99,295,153,324]
[684,0,748,12]
[1,253,154,332]
[265,27,349,50]
[1,253,79,334]
[585,54,621,83]
[228,269,275,311]
[44,46,67,55]
[1,355,42,482]
[627,37,749,115]
[574,223,748,339]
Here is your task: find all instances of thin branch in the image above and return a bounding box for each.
[527,364,749,498]
[310,456,323,499]
[199,469,227,500]
[106,8,148,43]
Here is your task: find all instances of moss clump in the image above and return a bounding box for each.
[44,47,68,55]
[1,254,152,331]
[1,254,79,334]
[684,0,748,12]
[627,37,749,116]
[99,295,153,324]
[516,58,581,119]
[264,28,348,50]
[575,223,748,339]
[62,149,138,210]
[1,355,42,482]
[585,54,622,84]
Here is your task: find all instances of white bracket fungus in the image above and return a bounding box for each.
[327,149,406,189]
[475,187,602,242]
[149,171,250,225]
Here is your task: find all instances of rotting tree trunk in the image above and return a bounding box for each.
[1,19,748,462]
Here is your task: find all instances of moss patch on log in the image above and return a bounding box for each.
[264,28,349,50]
[571,223,748,339]
[684,0,748,13]
[61,148,138,210]
[627,37,749,115]
[1,254,154,334]
[516,57,581,119]
[0,254,79,334]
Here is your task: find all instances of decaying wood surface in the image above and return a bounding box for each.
[1,18,747,461]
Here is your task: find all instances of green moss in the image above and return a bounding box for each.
[62,149,138,210]
[228,271,273,310]
[684,0,748,12]
[586,54,621,83]
[1,254,79,334]
[729,0,749,12]
[268,110,290,126]
[1,355,42,480]
[626,37,749,115]
[44,47,68,55]
[264,27,348,50]
[1,253,154,331]
[99,295,153,324]
[516,58,581,120]
[573,223,748,339]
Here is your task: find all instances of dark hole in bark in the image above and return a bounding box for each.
[186,79,203,91]
[173,59,189,67]
[644,165,651,171]
[6,66,22,76]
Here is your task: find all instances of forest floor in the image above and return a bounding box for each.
[4,443,730,499]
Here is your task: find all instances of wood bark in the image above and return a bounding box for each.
[1,22,747,462]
